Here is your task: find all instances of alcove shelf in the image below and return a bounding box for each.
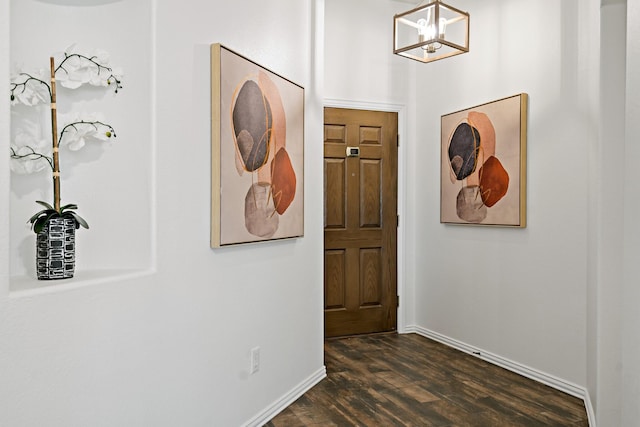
[9,268,154,297]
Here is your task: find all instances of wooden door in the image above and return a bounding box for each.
[323,107,398,338]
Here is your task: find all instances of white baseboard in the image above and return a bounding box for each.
[404,325,597,427]
[242,366,327,427]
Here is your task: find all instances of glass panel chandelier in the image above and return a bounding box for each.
[394,0,470,63]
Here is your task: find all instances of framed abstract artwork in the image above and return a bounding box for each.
[211,44,304,247]
[441,94,528,227]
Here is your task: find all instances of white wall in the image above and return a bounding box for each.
[324,0,412,105]
[0,1,324,426]
[594,1,626,424]
[622,0,640,423]
[0,5,11,420]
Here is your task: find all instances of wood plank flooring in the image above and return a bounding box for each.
[266,333,588,426]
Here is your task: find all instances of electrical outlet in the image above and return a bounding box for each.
[250,346,260,374]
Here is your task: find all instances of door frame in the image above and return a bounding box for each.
[323,98,408,333]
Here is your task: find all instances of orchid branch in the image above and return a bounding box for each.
[60,120,117,142]
[10,146,54,171]
[9,73,53,102]
[56,53,122,93]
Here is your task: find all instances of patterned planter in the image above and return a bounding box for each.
[36,217,76,280]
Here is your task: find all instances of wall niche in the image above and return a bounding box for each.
[9,0,155,293]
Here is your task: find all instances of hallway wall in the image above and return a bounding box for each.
[0,1,324,426]
[594,2,626,424]
[622,0,640,423]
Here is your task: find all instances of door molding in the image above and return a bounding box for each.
[324,98,408,333]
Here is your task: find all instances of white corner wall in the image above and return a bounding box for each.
[594,1,626,424]
[0,0,10,387]
[622,0,640,423]
[0,1,325,426]
[324,0,413,104]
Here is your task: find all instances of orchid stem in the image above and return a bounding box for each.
[50,57,61,213]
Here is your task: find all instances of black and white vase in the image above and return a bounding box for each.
[36,217,76,280]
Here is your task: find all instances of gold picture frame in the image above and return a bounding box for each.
[440,93,528,227]
[211,44,304,247]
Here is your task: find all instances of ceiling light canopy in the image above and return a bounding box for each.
[394,0,469,63]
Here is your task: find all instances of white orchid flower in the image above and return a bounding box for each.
[58,112,114,151]
[55,47,122,90]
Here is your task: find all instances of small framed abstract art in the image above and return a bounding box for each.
[441,94,528,227]
[211,44,304,247]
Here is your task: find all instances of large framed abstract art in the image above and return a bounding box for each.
[441,94,528,227]
[211,44,304,247]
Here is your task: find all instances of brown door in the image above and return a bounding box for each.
[323,107,398,338]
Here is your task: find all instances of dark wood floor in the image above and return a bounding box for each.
[266,333,588,426]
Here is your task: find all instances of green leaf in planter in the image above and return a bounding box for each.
[60,204,79,211]
[28,201,89,233]
[33,213,57,233]
[28,209,50,225]
[35,200,54,210]
[33,220,46,234]
[65,211,89,229]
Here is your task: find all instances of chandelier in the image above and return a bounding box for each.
[394,0,470,63]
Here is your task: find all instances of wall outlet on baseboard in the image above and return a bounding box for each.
[250,346,260,374]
